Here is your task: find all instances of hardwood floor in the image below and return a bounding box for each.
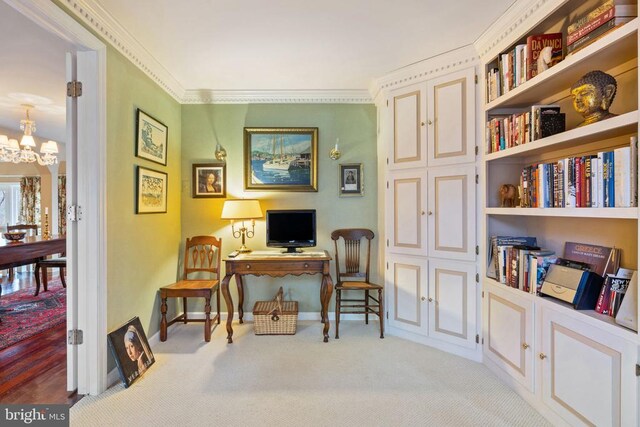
[0,270,81,405]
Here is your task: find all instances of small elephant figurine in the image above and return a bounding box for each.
[499,184,519,208]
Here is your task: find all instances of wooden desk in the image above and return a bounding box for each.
[220,250,333,343]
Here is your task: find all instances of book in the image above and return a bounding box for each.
[595,276,613,314]
[614,146,631,207]
[526,33,562,80]
[563,241,619,277]
[540,112,565,138]
[608,274,632,317]
[630,136,638,207]
[567,18,633,55]
[615,271,638,331]
[567,0,637,35]
[529,251,557,295]
[488,236,538,282]
[566,4,637,45]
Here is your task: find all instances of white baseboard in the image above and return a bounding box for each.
[385,327,483,363]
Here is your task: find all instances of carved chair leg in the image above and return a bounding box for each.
[42,266,49,292]
[160,296,168,342]
[60,267,66,288]
[365,290,370,324]
[378,289,384,339]
[183,297,188,323]
[216,286,221,324]
[204,296,212,342]
[335,289,341,339]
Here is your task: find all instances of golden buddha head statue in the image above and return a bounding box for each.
[570,70,618,127]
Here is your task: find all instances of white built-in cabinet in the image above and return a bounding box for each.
[381,62,478,357]
[478,0,640,425]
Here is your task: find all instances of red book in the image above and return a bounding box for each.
[595,278,612,314]
[526,33,563,80]
[567,8,615,45]
[575,157,582,207]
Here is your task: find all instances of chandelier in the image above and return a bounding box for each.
[0,105,58,166]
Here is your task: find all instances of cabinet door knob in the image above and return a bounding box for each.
[539,353,546,360]
[428,211,433,216]
[421,210,425,215]
[421,296,426,301]
[522,343,529,350]
[421,121,426,126]
[428,297,433,302]
[428,119,433,125]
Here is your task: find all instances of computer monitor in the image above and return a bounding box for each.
[266,209,316,253]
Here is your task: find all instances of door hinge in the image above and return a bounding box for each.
[475,273,479,283]
[386,311,389,319]
[386,181,389,189]
[386,157,389,165]
[386,239,389,247]
[475,245,479,255]
[67,204,82,222]
[67,80,83,98]
[386,100,389,107]
[475,174,479,184]
[482,291,485,298]
[474,75,478,84]
[386,261,389,270]
[475,334,480,344]
[636,364,640,376]
[475,146,479,156]
[68,329,83,345]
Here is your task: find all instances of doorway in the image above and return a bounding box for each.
[2,0,108,396]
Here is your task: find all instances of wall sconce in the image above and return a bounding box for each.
[214,143,227,161]
[329,137,341,160]
[221,199,263,252]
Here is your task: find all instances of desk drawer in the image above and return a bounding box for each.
[232,260,324,274]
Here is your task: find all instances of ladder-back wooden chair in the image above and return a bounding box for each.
[331,228,384,339]
[159,236,222,342]
[6,224,39,280]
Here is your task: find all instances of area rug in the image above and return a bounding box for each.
[0,282,66,351]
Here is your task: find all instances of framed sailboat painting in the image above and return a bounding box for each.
[243,127,318,192]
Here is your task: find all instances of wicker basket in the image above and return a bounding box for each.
[252,287,298,335]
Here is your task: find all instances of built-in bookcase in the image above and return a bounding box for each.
[479,0,639,425]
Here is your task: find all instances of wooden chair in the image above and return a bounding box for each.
[35,256,66,296]
[6,224,39,280]
[331,228,384,339]
[159,236,222,342]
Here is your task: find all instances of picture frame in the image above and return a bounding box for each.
[243,127,318,192]
[339,163,364,196]
[135,108,168,166]
[107,316,155,388]
[136,166,168,214]
[192,163,226,198]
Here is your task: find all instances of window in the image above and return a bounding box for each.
[0,182,21,229]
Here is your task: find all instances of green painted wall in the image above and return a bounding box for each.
[105,50,182,335]
[181,104,378,313]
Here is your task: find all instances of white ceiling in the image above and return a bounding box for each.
[0,0,518,140]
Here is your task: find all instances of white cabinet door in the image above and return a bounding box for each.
[540,307,638,427]
[426,67,475,167]
[427,165,476,261]
[389,83,427,170]
[428,259,477,349]
[386,169,427,256]
[483,284,535,392]
[385,254,428,336]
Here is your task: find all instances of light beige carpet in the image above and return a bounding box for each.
[71,321,551,426]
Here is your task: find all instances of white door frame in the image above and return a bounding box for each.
[5,0,108,395]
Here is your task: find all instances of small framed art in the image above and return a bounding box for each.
[136,109,168,166]
[193,163,226,198]
[243,127,318,192]
[339,163,363,196]
[107,316,155,388]
[136,166,168,214]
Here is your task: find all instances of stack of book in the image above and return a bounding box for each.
[567,0,637,55]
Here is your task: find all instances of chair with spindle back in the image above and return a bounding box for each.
[6,224,39,280]
[331,228,384,339]
[159,236,222,342]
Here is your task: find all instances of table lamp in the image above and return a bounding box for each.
[221,199,262,253]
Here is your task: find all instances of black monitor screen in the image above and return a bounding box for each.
[266,210,316,252]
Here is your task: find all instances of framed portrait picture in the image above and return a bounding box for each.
[243,127,318,192]
[193,163,226,198]
[107,316,155,388]
[136,108,168,166]
[136,166,168,214]
[339,163,364,196]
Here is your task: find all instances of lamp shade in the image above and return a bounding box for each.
[20,134,36,148]
[40,140,59,154]
[0,135,8,148]
[221,199,262,220]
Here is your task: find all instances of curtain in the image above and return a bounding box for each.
[19,176,41,225]
[58,175,67,235]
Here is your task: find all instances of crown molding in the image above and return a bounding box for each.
[473,0,563,63]
[370,45,479,101]
[182,90,373,104]
[59,0,185,102]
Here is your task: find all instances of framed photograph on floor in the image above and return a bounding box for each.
[136,166,168,214]
[339,163,363,196]
[136,108,168,166]
[243,127,318,192]
[107,316,155,388]
[192,163,226,198]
